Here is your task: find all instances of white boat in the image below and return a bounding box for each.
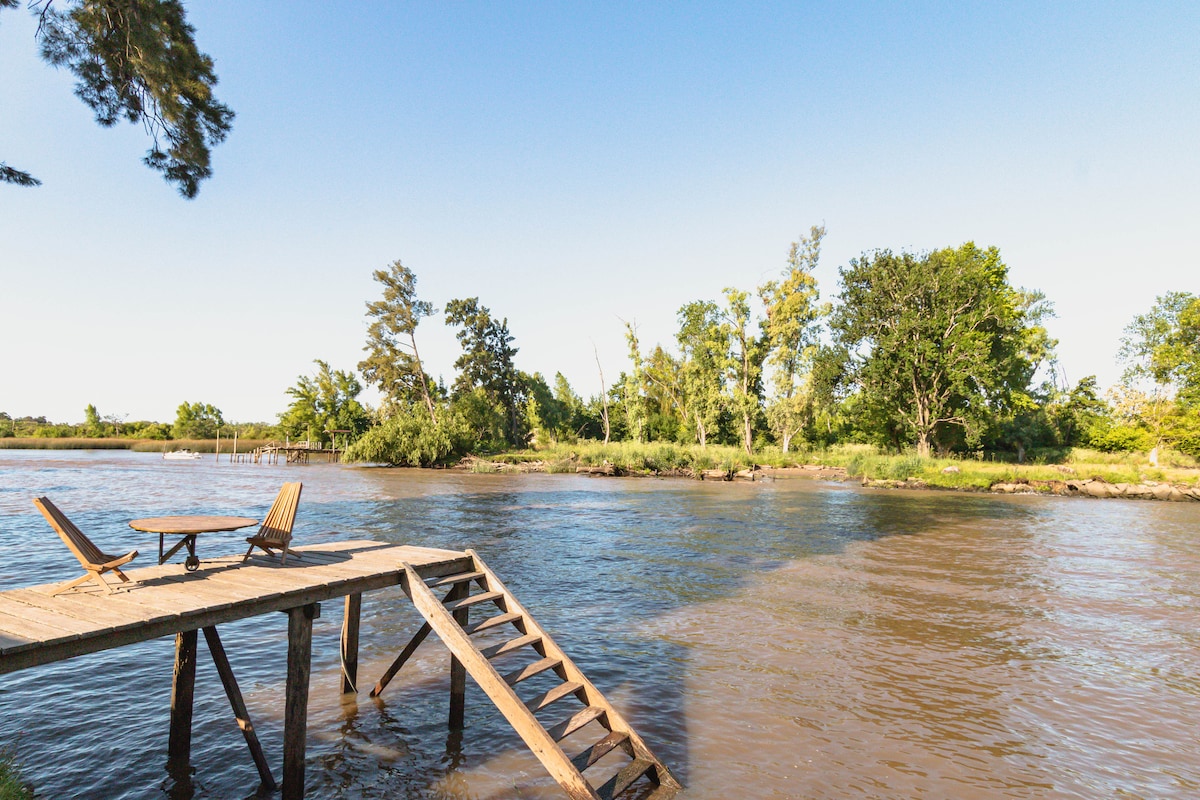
[163,449,203,461]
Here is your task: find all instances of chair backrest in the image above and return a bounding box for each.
[258,482,302,545]
[34,497,108,567]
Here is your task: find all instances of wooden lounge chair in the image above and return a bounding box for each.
[34,497,139,596]
[243,482,303,564]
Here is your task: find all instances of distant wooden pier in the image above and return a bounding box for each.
[247,441,343,465]
[0,540,678,799]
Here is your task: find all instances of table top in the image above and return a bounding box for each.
[129,516,259,535]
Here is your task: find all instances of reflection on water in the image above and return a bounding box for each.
[1,451,1199,798]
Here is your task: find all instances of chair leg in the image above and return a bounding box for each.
[52,571,112,596]
[51,572,100,596]
[243,543,255,563]
[112,568,131,583]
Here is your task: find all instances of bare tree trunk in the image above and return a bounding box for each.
[409,332,437,425]
[594,345,610,445]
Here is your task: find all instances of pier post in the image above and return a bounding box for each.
[284,603,318,800]
[340,593,361,694]
[448,583,469,730]
[168,629,197,763]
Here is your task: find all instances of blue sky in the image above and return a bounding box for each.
[2,1,1197,424]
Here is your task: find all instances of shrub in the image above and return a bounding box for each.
[344,406,465,467]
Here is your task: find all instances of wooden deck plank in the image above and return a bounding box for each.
[0,596,108,636]
[5,588,142,629]
[0,541,471,675]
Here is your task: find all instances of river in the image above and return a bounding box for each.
[1,450,1198,798]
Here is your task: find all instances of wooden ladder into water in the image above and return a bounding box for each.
[391,549,681,800]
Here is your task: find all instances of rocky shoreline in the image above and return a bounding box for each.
[457,457,1200,502]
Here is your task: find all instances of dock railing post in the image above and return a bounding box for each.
[284,603,318,800]
[168,629,198,763]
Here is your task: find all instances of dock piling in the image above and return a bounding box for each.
[168,629,197,763]
[284,603,318,800]
[340,593,361,694]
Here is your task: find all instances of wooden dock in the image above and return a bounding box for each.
[0,541,678,799]
[0,541,469,798]
[249,442,342,465]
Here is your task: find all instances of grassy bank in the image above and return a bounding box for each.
[0,438,272,453]
[483,441,1200,488]
[0,752,31,800]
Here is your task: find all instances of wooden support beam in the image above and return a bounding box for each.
[340,593,361,694]
[284,603,318,800]
[448,582,470,731]
[202,626,276,791]
[369,621,432,698]
[168,629,198,763]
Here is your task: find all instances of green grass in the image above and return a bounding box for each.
[489,440,1200,489]
[0,752,31,800]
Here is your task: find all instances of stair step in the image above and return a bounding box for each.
[503,656,562,686]
[462,611,522,635]
[525,680,584,713]
[596,758,654,800]
[547,705,605,741]
[570,730,629,772]
[429,570,486,587]
[481,632,542,660]
[445,590,504,613]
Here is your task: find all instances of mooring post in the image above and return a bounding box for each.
[448,583,469,730]
[341,593,361,694]
[168,629,198,763]
[202,626,276,791]
[284,603,318,800]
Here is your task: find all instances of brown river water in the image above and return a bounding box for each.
[1,450,1198,798]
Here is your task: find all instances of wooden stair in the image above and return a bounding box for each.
[400,549,681,800]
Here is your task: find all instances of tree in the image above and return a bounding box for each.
[622,322,649,443]
[830,243,1047,457]
[722,287,768,455]
[279,360,370,444]
[2,0,234,197]
[359,260,438,421]
[1119,292,1200,456]
[445,297,523,444]
[759,225,827,452]
[343,402,460,467]
[593,345,611,444]
[172,401,222,439]
[84,403,102,436]
[676,300,725,447]
[1121,292,1200,406]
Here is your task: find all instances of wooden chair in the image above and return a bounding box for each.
[34,497,139,596]
[243,482,303,564]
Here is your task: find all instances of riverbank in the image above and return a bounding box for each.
[456,442,1200,502]
[0,437,272,453]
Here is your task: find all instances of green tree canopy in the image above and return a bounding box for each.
[830,242,1050,457]
[278,360,370,444]
[359,260,438,420]
[445,297,523,444]
[675,300,725,447]
[759,224,827,452]
[172,400,222,439]
[2,0,234,196]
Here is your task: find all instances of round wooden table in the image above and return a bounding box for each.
[130,516,259,571]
